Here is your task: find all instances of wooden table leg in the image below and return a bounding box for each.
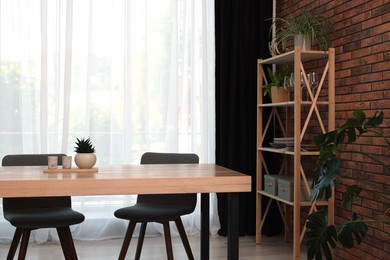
[201,193,210,260]
[228,193,239,260]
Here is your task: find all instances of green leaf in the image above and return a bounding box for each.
[352,110,365,124]
[306,211,337,260]
[267,67,276,83]
[343,185,362,209]
[338,213,368,249]
[262,66,290,96]
[311,158,339,202]
[74,137,96,153]
[318,145,333,163]
[313,134,326,146]
[346,127,357,143]
[365,111,384,126]
[345,118,363,129]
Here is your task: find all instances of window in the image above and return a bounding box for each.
[0,0,216,241]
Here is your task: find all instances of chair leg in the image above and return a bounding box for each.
[135,222,147,260]
[163,222,174,260]
[57,226,78,260]
[118,221,137,260]
[17,229,31,260]
[175,218,194,260]
[6,228,23,260]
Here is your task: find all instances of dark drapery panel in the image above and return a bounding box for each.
[215,0,282,236]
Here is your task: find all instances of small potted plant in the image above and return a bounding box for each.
[263,67,290,103]
[271,10,334,52]
[74,137,96,169]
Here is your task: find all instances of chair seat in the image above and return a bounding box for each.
[115,152,198,260]
[114,203,194,222]
[4,207,85,229]
[2,154,85,260]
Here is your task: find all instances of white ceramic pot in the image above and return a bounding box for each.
[74,153,97,169]
[294,34,311,51]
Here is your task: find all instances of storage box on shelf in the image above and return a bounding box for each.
[277,176,315,202]
[255,48,335,260]
[264,175,279,195]
[263,175,324,202]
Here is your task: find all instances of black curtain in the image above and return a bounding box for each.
[215,0,282,236]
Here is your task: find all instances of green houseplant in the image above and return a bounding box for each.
[74,137,97,169]
[263,67,290,103]
[306,110,390,259]
[271,10,334,53]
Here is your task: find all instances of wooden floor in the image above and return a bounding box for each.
[0,235,307,259]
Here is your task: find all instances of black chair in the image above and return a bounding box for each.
[2,154,85,260]
[114,152,199,260]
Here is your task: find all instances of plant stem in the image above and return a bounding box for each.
[367,129,390,146]
[337,175,390,202]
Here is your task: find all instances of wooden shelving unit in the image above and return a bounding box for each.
[255,48,335,259]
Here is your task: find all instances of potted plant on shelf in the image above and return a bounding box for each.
[74,137,97,169]
[306,110,390,259]
[263,67,290,103]
[271,10,334,53]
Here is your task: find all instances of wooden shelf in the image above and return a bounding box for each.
[258,190,329,207]
[259,101,329,107]
[258,147,319,156]
[260,50,329,65]
[256,48,335,259]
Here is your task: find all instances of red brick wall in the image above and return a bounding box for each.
[275,0,389,259]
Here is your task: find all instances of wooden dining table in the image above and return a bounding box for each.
[0,164,251,260]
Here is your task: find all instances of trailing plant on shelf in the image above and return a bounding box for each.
[306,110,390,260]
[74,137,97,169]
[270,10,334,53]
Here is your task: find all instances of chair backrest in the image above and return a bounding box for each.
[138,152,199,207]
[2,154,71,211]
[140,152,199,165]
[2,154,66,166]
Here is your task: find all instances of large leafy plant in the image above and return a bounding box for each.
[306,110,390,259]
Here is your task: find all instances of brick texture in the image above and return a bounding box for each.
[275,0,389,259]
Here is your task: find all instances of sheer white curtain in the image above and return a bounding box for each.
[0,0,216,242]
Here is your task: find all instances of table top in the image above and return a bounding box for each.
[0,164,251,197]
